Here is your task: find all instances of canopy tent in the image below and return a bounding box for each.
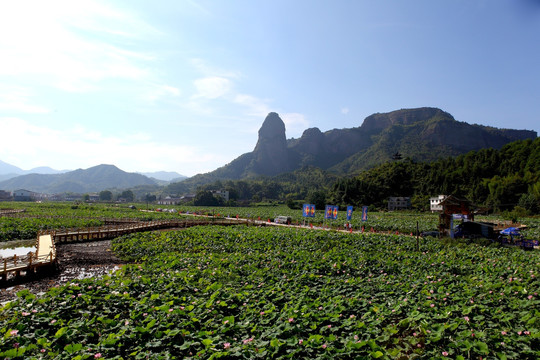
[500,227,521,236]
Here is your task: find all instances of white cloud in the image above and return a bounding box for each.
[281,113,310,137]
[341,107,350,114]
[0,0,156,92]
[0,86,50,114]
[0,117,224,176]
[190,58,240,79]
[144,84,181,103]
[192,77,232,99]
[233,94,272,117]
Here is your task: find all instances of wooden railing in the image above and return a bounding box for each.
[1,235,56,281]
[1,217,249,282]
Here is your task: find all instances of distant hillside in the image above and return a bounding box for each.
[0,160,23,175]
[172,108,536,191]
[0,160,68,182]
[139,171,187,182]
[0,164,157,193]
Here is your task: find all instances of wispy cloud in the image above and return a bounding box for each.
[0,117,225,175]
[233,94,272,117]
[192,77,232,99]
[188,59,310,136]
[0,86,51,114]
[0,0,157,93]
[281,113,310,137]
[143,84,182,103]
[341,107,350,115]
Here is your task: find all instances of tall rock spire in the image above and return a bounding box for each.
[251,112,290,175]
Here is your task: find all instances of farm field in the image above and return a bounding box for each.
[3,202,538,243]
[1,225,538,359]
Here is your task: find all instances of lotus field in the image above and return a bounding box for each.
[1,225,538,359]
[2,202,539,242]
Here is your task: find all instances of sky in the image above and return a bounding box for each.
[1,0,539,177]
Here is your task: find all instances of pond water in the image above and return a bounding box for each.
[0,240,35,258]
[0,246,35,258]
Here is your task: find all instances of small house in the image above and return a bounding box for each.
[13,189,33,201]
[388,197,411,211]
[430,195,448,212]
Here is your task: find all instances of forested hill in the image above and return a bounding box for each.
[169,138,539,214]
[0,164,157,193]
[331,137,540,212]
[168,107,536,193]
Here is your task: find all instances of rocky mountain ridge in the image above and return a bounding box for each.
[179,107,536,188]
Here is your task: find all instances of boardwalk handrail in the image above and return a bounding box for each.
[2,217,247,281]
[1,244,56,280]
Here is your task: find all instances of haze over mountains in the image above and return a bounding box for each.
[0,161,186,193]
[0,107,536,194]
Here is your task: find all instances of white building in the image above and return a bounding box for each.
[157,196,182,205]
[211,190,230,202]
[430,195,448,212]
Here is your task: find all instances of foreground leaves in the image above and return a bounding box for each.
[1,226,538,359]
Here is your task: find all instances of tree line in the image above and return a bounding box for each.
[187,138,539,214]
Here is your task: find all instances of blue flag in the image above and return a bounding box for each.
[361,206,368,221]
[325,205,338,220]
[303,204,316,218]
[346,206,353,221]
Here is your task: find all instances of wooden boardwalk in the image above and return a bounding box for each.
[44,218,244,243]
[1,234,56,281]
[1,217,246,281]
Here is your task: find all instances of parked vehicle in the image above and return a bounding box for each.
[274,216,291,225]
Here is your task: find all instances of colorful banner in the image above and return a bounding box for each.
[361,206,368,221]
[302,204,316,218]
[325,205,338,220]
[346,206,353,221]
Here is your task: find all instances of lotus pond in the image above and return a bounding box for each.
[1,226,539,359]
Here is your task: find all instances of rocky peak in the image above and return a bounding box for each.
[251,113,291,175]
[294,127,324,155]
[254,112,286,150]
[360,107,452,134]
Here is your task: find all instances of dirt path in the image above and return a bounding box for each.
[0,240,126,304]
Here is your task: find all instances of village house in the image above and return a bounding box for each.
[430,195,448,212]
[211,190,230,202]
[388,197,411,211]
[13,189,34,201]
[157,196,183,205]
[0,190,12,201]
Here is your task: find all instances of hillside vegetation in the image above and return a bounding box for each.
[173,138,539,214]
[331,138,540,212]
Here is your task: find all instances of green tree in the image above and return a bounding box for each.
[517,192,539,214]
[99,190,113,201]
[307,190,327,210]
[145,193,156,203]
[120,190,134,202]
[193,190,223,206]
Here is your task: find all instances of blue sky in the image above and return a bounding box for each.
[1,0,539,176]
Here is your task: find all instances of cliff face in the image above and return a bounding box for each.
[184,107,537,182]
[250,112,292,175]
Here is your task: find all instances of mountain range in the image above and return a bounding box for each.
[174,107,536,191]
[0,162,187,193]
[0,107,536,194]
